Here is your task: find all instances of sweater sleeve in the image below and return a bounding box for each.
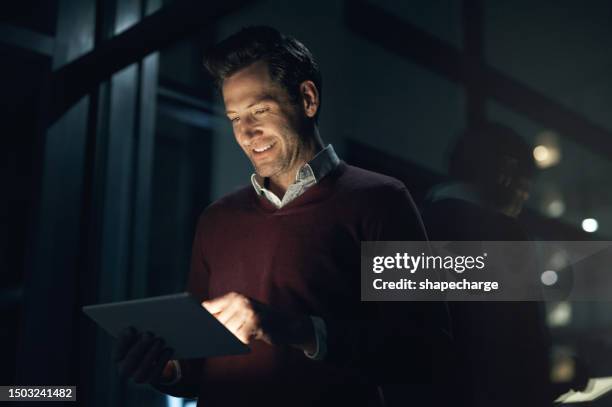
[152,214,209,399]
[323,183,452,385]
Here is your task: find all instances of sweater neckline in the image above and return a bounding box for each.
[251,161,348,214]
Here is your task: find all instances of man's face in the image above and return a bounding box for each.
[222,61,306,179]
[508,176,531,217]
[496,172,532,218]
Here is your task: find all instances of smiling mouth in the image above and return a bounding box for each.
[253,142,275,153]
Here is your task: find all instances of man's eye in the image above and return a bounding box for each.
[254,107,268,115]
[230,117,240,123]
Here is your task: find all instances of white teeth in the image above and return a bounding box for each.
[254,143,273,153]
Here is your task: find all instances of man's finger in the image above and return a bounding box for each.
[118,332,156,379]
[202,292,239,314]
[214,306,244,339]
[132,338,164,383]
[224,311,247,337]
[146,348,175,384]
[234,326,250,344]
[202,292,245,314]
[235,318,256,345]
[114,326,138,362]
[216,299,244,326]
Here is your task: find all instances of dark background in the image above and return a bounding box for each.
[2,0,612,405]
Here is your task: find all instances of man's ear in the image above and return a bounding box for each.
[299,80,319,119]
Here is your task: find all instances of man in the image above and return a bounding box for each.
[421,122,555,406]
[423,122,535,230]
[114,26,449,406]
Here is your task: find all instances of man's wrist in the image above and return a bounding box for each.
[287,314,317,354]
[304,316,327,361]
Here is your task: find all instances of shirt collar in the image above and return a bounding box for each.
[251,144,340,195]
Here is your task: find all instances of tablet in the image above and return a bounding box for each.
[83,292,250,359]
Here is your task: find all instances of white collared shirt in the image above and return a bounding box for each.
[250,144,340,209]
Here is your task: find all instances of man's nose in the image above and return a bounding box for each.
[237,116,261,142]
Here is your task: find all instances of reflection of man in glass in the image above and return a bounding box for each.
[113,26,450,407]
[421,122,554,406]
[425,121,535,233]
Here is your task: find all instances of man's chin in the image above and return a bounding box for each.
[253,164,280,179]
[250,156,289,179]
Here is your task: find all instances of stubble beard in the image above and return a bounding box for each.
[253,133,305,180]
[253,159,284,179]
[250,142,290,179]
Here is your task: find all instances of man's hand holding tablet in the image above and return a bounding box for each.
[113,327,176,385]
[83,292,250,387]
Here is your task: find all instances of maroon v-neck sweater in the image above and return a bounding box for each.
[162,162,446,407]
